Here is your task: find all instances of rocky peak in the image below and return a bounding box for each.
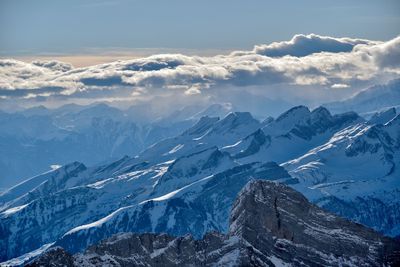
[275,105,310,123]
[263,106,311,137]
[310,106,332,123]
[229,180,400,266]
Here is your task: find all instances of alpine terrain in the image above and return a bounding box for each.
[1,105,399,266]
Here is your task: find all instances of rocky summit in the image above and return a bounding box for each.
[27,180,400,267]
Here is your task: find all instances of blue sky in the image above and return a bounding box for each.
[1,0,399,57]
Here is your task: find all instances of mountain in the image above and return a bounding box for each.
[136,111,261,166]
[0,105,143,189]
[325,78,400,115]
[0,111,278,262]
[0,103,234,189]
[284,114,400,236]
[1,105,399,264]
[0,104,129,188]
[25,181,400,267]
[223,106,362,164]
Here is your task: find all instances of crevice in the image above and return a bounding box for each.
[274,197,281,230]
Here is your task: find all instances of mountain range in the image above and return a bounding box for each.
[1,100,399,265]
[0,102,233,189]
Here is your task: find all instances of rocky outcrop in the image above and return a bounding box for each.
[230,180,400,266]
[28,180,400,267]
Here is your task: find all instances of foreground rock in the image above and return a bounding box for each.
[27,180,400,266]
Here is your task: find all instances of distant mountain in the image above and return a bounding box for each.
[325,79,400,115]
[0,103,233,188]
[25,181,400,267]
[0,104,143,188]
[1,105,399,264]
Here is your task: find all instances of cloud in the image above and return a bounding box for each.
[0,34,399,106]
[253,33,378,57]
[354,36,400,69]
[32,60,73,72]
[331,83,349,89]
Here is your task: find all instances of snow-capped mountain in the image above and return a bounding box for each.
[1,105,399,264]
[223,106,362,164]
[24,181,400,267]
[284,113,400,236]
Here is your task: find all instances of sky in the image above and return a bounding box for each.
[0,0,399,113]
[1,0,399,64]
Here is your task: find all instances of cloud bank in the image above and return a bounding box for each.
[253,34,378,57]
[0,34,399,108]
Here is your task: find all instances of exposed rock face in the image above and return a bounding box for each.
[28,180,400,267]
[230,181,400,266]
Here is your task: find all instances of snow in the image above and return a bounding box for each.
[64,205,135,235]
[165,144,184,155]
[144,174,214,203]
[0,242,55,267]
[50,164,61,170]
[1,203,29,217]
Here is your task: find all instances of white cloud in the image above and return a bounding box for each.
[32,60,73,72]
[331,83,349,89]
[0,34,399,107]
[253,33,378,57]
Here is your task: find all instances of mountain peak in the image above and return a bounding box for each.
[211,112,259,134]
[276,105,310,122]
[311,106,331,118]
[229,180,400,266]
